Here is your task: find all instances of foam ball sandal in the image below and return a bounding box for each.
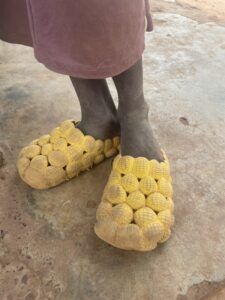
[17,120,120,189]
[94,151,174,251]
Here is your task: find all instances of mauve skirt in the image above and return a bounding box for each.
[0,0,153,79]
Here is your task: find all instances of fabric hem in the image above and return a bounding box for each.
[34,44,145,79]
[0,36,32,47]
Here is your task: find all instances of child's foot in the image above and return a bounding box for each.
[112,58,163,162]
[70,77,120,140]
[76,114,120,140]
[119,115,164,162]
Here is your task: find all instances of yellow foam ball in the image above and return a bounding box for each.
[50,127,61,143]
[94,154,105,165]
[134,207,157,227]
[126,191,145,210]
[66,128,84,145]
[114,225,133,249]
[115,156,134,174]
[107,184,127,204]
[108,170,121,184]
[104,139,113,153]
[112,154,120,167]
[139,176,157,195]
[61,126,77,139]
[29,155,48,171]
[96,202,112,221]
[113,136,120,148]
[83,135,96,152]
[121,173,139,193]
[111,203,133,225]
[105,148,118,158]
[95,140,104,153]
[81,153,94,170]
[158,178,173,197]
[59,120,75,136]
[66,161,82,178]
[146,192,171,212]
[149,160,162,180]
[19,145,41,159]
[115,224,142,250]
[157,209,174,228]
[159,162,170,179]
[65,145,83,162]
[140,235,157,252]
[41,143,53,156]
[94,219,118,243]
[38,135,50,146]
[53,138,68,151]
[48,150,68,168]
[158,229,171,243]
[45,166,66,186]
[30,139,39,145]
[143,221,165,242]
[132,157,150,178]
[24,167,48,189]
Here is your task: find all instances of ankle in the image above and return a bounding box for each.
[118,101,149,124]
[77,112,120,139]
[82,111,118,128]
[119,120,164,161]
[117,92,149,121]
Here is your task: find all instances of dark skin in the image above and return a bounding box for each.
[70,77,120,139]
[70,57,163,162]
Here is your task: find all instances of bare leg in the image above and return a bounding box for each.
[113,57,163,161]
[70,77,120,139]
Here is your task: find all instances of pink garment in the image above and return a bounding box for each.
[0,0,153,79]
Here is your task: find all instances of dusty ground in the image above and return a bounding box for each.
[0,1,225,300]
[152,0,225,25]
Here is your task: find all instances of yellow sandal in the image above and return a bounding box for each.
[17,120,120,189]
[94,151,174,251]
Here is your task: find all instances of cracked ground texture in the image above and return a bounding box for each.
[0,1,225,299]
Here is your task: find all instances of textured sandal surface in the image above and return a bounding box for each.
[17,120,120,189]
[94,151,174,251]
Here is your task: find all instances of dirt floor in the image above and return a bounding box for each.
[0,1,225,300]
[152,0,225,25]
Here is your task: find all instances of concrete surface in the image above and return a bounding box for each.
[0,1,225,300]
[152,0,225,26]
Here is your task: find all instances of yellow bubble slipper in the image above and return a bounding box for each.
[94,151,174,251]
[17,120,120,189]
